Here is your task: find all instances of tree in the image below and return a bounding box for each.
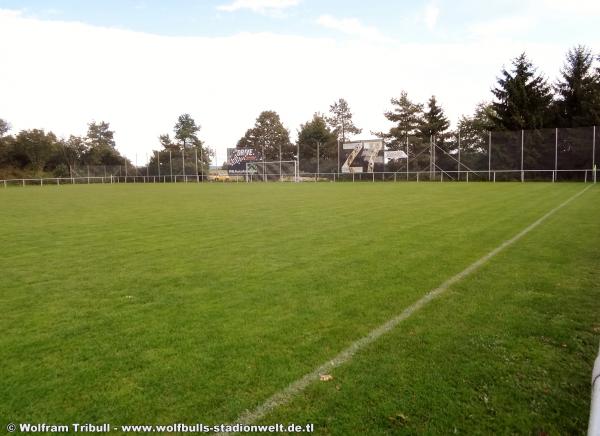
[174,114,202,149]
[86,121,116,149]
[490,53,553,130]
[418,96,450,139]
[236,111,293,161]
[457,103,496,171]
[60,135,88,175]
[554,45,600,127]
[13,129,59,175]
[375,91,423,149]
[0,119,12,171]
[84,121,121,166]
[0,119,10,137]
[296,113,337,172]
[326,98,362,144]
[417,96,451,173]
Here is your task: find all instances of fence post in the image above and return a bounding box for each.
[157,151,161,179]
[554,127,558,183]
[40,178,43,187]
[457,130,461,181]
[182,149,186,183]
[417,172,419,183]
[406,134,409,181]
[593,126,596,183]
[521,130,524,182]
[493,171,496,183]
[170,150,173,183]
[466,172,469,183]
[195,148,199,183]
[23,179,25,187]
[488,131,492,181]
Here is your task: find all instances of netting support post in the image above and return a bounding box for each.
[157,151,161,179]
[488,131,491,181]
[554,128,558,183]
[593,126,596,184]
[521,130,524,182]
[406,136,410,181]
[195,148,199,183]
[457,130,461,181]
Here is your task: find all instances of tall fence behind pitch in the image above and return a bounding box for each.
[1,126,597,187]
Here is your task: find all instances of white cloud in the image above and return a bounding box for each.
[531,0,600,15]
[316,15,389,43]
[468,16,531,40]
[0,9,595,165]
[217,0,300,13]
[423,3,439,31]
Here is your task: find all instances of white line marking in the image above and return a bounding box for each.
[221,185,593,434]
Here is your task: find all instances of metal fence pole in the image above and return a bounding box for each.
[317,141,320,180]
[182,148,186,182]
[593,126,596,184]
[488,131,491,181]
[157,151,161,179]
[406,135,409,181]
[521,130,524,182]
[337,138,340,176]
[195,148,199,183]
[169,150,173,182]
[124,157,128,183]
[279,142,282,181]
[553,127,558,183]
[457,130,461,181]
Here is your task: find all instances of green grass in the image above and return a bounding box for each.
[1,182,598,434]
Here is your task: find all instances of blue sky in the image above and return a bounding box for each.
[2,0,598,43]
[1,1,599,163]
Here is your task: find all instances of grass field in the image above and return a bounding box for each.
[1,182,599,434]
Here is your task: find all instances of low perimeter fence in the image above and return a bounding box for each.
[1,168,597,187]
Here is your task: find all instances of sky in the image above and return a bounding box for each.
[1,0,599,164]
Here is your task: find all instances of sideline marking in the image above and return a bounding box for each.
[222,185,593,434]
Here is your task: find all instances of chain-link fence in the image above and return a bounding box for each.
[1,126,597,187]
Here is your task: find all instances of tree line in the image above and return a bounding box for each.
[1,45,599,179]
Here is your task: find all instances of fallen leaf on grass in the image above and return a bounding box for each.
[319,374,333,381]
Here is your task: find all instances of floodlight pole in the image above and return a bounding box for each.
[488,131,492,181]
[521,130,524,182]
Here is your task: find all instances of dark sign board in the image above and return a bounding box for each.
[227,148,258,174]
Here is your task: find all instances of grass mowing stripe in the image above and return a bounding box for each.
[223,184,593,434]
